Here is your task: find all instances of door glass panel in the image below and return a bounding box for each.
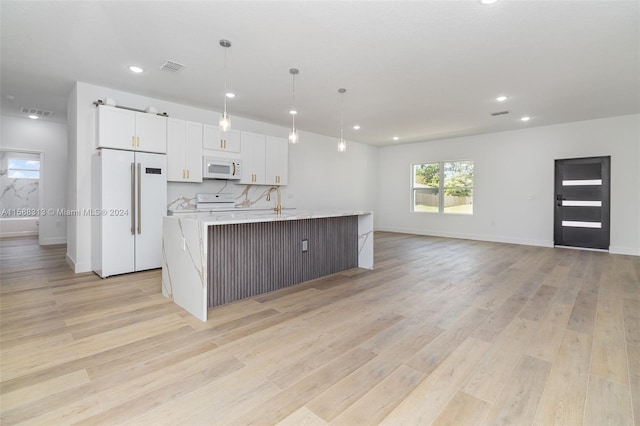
[562,200,602,207]
[562,221,602,228]
[562,179,602,186]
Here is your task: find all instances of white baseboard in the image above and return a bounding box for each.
[610,245,640,256]
[66,253,92,273]
[39,237,66,245]
[374,226,554,248]
[0,231,38,238]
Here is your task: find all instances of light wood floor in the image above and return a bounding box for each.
[1,232,638,425]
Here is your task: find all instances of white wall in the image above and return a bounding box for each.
[377,114,640,255]
[0,115,68,244]
[67,81,379,273]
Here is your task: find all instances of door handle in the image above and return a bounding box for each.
[137,163,142,234]
[130,163,135,235]
[556,194,563,207]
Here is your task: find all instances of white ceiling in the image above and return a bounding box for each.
[1,1,638,146]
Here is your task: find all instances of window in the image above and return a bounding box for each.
[7,158,40,179]
[412,160,473,214]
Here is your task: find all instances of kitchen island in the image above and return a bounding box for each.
[162,210,373,321]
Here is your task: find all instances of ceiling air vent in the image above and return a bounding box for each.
[20,107,53,118]
[490,110,510,116]
[160,60,185,72]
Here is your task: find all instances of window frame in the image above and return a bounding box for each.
[411,160,474,215]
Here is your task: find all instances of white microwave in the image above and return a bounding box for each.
[203,157,241,180]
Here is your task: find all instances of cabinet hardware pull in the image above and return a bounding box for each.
[131,136,135,147]
[182,169,185,179]
[137,136,140,147]
[187,169,190,179]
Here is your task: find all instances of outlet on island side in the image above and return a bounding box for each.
[302,239,308,252]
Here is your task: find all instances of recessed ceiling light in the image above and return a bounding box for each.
[353,125,360,130]
[393,136,399,141]
[496,95,508,102]
[521,116,531,122]
[129,65,144,73]
[28,114,39,120]
[225,92,236,98]
[480,0,499,4]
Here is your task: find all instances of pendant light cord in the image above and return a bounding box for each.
[223,46,228,115]
[340,91,344,141]
[292,73,296,130]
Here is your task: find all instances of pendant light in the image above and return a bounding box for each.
[288,68,299,144]
[219,39,232,132]
[337,88,347,152]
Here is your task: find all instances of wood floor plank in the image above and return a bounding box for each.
[463,317,537,403]
[278,406,328,426]
[431,391,490,426]
[405,307,490,376]
[1,234,637,425]
[380,337,490,425]
[531,330,592,426]
[267,313,403,389]
[523,303,574,362]
[482,355,552,426]
[623,298,640,345]
[329,365,426,425]
[566,290,598,334]
[519,284,558,322]
[584,375,634,426]
[591,296,629,384]
[230,347,377,425]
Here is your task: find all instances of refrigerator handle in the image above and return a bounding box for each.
[137,163,142,234]
[130,163,135,235]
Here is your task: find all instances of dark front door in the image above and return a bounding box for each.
[554,156,611,250]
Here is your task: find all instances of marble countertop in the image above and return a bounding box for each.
[165,209,372,225]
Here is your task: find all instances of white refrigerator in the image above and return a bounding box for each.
[92,148,167,278]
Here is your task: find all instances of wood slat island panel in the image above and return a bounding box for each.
[208,216,358,307]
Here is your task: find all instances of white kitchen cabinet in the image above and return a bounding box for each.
[240,132,288,186]
[265,136,288,185]
[167,118,203,182]
[97,105,167,153]
[239,131,266,184]
[203,124,241,153]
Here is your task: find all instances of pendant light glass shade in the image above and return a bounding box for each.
[288,128,299,144]
[288,68,299,144]
[219,112,231,132]
[219,39,232,132]
[337,138,346,152]
[337,88,347,152]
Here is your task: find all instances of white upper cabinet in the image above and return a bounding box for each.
[265,136,288,185]
[203,124,241,154]
[240,132,288,186]
[97,105,167,153]
[167,118,203,182]
[239,131,266,184]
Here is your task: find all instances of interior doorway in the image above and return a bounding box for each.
[0,149,43,238]
[554,156,611,250]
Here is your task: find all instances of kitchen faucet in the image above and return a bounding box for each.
[266,186,282,214]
